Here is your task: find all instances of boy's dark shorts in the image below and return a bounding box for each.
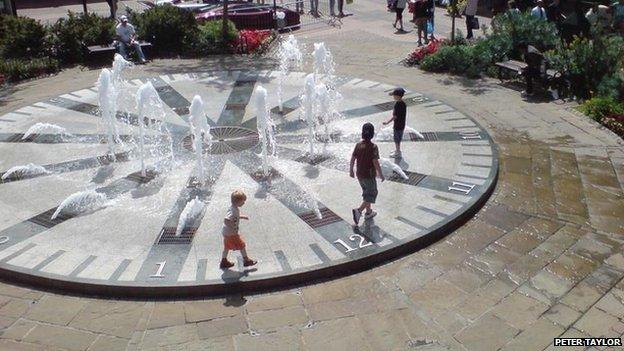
[393,128,404,143]
[395,7,404,19]
[358,177,378,203]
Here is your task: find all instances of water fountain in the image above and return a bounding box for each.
[254,86,275,176]
[22,123,71,140]
[1,164,50,181]
[277,35,302,113]
[176,196,204,236]
[51,189,108,220]
[111,54,132,84]
[97,68,119,157]
[189,95,212,184]
[135,82,162,177]
[301,74,317,155]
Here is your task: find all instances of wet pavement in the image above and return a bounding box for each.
[0,0,623,349]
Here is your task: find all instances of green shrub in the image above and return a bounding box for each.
[48,12,115,64]
[196,20,238,54]
[130,5,198,55]
[0,15,49,59]
[546,35,624,99]
[0,58,59,82]
[578,97,624,121]
[487,12,559,60]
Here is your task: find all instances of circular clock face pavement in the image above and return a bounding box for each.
[0,71,497,297]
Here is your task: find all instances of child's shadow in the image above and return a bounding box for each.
[224,293,247,307]
[221,263,258,284]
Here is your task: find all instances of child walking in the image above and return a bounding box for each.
[220,190,257,269]
[383,87,407,158]
[350,123,385,225]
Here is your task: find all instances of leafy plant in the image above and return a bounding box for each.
[196,20,238,54]
[236,30,272,54]
[405,39,447,66]
[48,12,115,64]
[130,5,198,55]
[578,97,624,121]
[546,35,624,99]
[0,58,59,82]
[0,15,49,59]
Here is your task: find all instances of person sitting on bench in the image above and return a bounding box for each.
[115,15,147,63]
[517,42,543,97]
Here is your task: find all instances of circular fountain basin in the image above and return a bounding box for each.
[0,71,497,297]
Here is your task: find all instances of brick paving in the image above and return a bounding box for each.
[1,0,623,349]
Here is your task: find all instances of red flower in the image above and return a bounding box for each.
[237,29,271,53]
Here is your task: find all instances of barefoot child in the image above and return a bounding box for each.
[220,190,257,269]
[350,123,385,225]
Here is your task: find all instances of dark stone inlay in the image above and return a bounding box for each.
[274,250,292,271]
[143,77,191,117]
[452,125,478,130]
[109,259,132,281]
[0,151,130,184]
[309,244,331,263]
[298,207,342,228]
[463,153,492,157]
[31,104,46,109]
[134,162,224,283]
[433,194,466,206]
[423,102,444,108]
[0,243,36,263]
[32,250,66,271]
[461,162,491,169]
[216,74,258,126]
[196,258,208,281]
[462,143,489,147]
[0,133,134,144]
[69,255,97,277]
[456,173,488,180]
[181,126,259,155]
[435,110,456,114]
[45,96,162,128]
[396,216,427,230]
[445,117,469,121]
[67,92,82,98]
[417,206,449,218]
[0,118,16,122]
[12,111,31,116]
[232,153,383,259]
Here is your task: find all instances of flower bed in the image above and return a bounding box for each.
[405,39,446,66]
[236,29,273,54]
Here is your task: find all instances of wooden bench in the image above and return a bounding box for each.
[495,59,563,93]
[85,41,152,60]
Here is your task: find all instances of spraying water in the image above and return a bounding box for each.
[378,125,424,140]
[135,82,162,177]
[189,95,212,184]
[277,35,302,113]
[1,163,50,180]
[111,54,132,83]
[301,74,317,155]
[22,123,71,140]
[254,86,275,176]
[51,189,107,220]
[176,197,204,236]
[379,158,408,180]
[97,68,119,156]
[315,82,330,139]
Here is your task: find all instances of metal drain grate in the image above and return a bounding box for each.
[389,171,426,186]
[409,132,437,142]
[29,208,74,228]
[298,207,342,228]
[294,154,330,166]
[182,126,259,155]
[156,227,197,244]
[126,170,158,184]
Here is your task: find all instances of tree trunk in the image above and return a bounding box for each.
[82,0,87,13]
[450,0,457,43]
[222,0,230,44]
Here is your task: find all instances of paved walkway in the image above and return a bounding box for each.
[1,1,623,350]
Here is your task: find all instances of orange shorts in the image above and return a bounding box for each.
[224,234,246,251]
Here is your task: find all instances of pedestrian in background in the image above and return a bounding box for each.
[465,0,479,39]
[394,0,408,32]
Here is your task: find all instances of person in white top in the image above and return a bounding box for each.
[220,190,257,269]
[115,15,147,63]
[531,0,547,20]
